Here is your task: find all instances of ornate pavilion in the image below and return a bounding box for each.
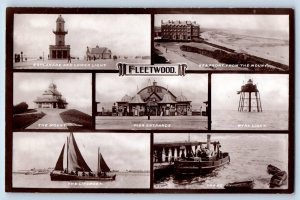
[115,81,193,116]
[34,83,68,109]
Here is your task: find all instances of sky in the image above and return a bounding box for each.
[13,73,92,114]
[14,14,151,58]
[211,74,289,111]
[13,132,150,171]
[96,74,208,109]
[155,14,289,39]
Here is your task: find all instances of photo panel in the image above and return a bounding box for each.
[12,132,150,189]
[211,74,289,130]
[13,73,92,131]
[154,14,290,72]
[95,73,208,130]
[153,133,289,190]
[13,14,151,70]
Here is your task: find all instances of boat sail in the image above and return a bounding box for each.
[68,132,91,173]
[54,144,65,171]
[50,132,116,181]
[97,147,110,175]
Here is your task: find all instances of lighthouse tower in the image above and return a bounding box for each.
[49,15,71,59]
[237,79,262,112]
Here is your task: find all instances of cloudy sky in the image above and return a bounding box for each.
[155,14,289,39]
[96,74,208,108]
[14,14,151,58]
[13,73,92,114]
[212,74,289,111]
[13,132,150,171]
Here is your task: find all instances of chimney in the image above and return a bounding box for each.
[206,134,211,150]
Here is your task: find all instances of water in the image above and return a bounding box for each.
[212,110,288,130]
[13,172,150,189]
[154,134,288,189]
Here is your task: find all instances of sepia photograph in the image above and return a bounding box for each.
[13,73,92,131]
[5,8,294,194]
[153,133,288,190]
[211,74,289,130]
[95,74,208,130]
[154,14,289,71]
[12,132,150,189]
[13,14,151,70]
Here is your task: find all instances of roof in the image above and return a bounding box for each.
[177,94,188,102]
[34,97,68,104]
[90,46,111,54]
[120,94,132,102]
[129,94,145,104]
[161,20,199,26]
[42,83,62,96]
[158,93,177,104]
[138,86,177,101]
[35,83,68,104]
[56,15,65,23]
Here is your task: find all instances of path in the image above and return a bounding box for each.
[26,109,68,130]
[156,45,200,69]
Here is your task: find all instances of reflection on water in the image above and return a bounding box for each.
[154,134,288,189]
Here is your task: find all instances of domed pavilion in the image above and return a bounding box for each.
[116,81,192,116]
[34,83,68,109]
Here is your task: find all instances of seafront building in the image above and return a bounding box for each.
[34,83,68,109]
[160,20,200,41]
[86,45,112,60]
[115,81,193,116]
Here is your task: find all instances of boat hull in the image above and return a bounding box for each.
[269,171,287,188]
[224,180,254,191]
[154,163,174,181]
[50,172,116,181]
[267,164,281,175]
[174,154,230,175]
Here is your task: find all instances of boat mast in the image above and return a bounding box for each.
[66,135,69,174]
[97,147,100,175]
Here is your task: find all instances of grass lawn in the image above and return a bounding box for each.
[13,112,46,131]
[60,109,93,131]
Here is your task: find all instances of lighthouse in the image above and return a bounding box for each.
[237,79,262,112]
[49,15,71,59]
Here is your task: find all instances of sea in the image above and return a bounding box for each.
[154,134,288,190]
[13,172,150,189]
[212,110,288,130]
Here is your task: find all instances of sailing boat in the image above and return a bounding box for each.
[50,132,116,181]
